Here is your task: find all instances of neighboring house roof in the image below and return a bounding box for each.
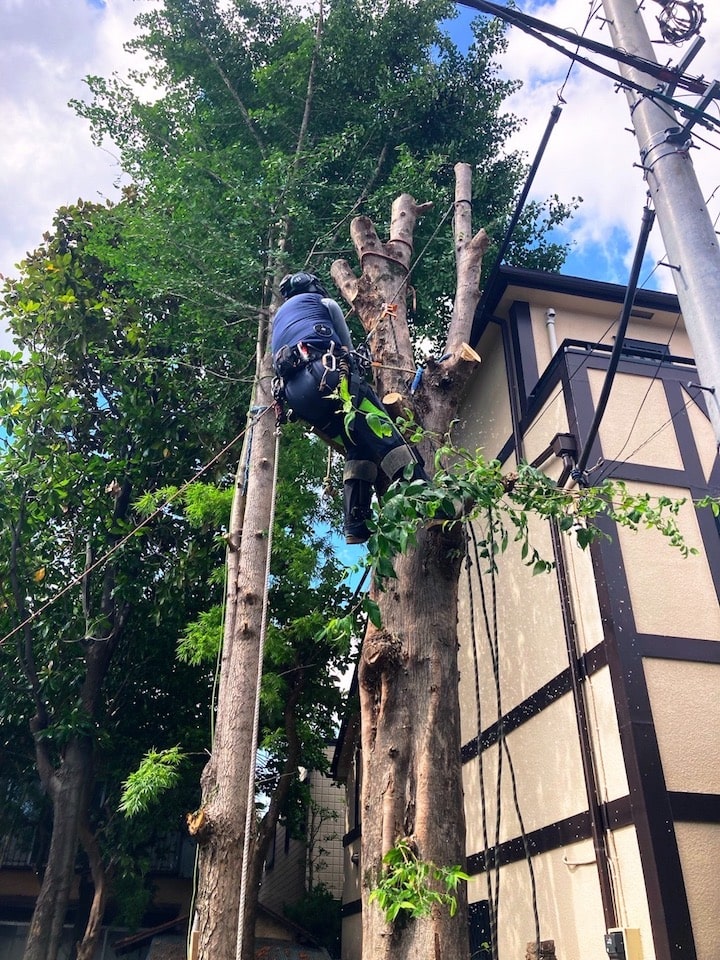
[471,264,682,345]
[254,940,331,959]
[487,264,680,307]
[114,904,329,957]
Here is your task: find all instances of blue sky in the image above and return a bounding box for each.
[440,1,720,291]
[1,0,719,341]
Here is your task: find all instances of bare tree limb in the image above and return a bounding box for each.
[445,162,489,362]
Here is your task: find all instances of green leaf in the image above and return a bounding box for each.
[364,597,383,629]
[119,747,186,818]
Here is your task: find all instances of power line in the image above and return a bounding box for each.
[556,1,605,103]
[457,0,719,130]
[0,408,271,649]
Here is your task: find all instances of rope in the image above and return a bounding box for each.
[0,409,273,649]
[235,424,281,960]
[464,532,497,960]
[467,518,541,958]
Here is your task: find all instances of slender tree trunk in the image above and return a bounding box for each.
[238,676,305,959]
[23,737,93,960]
[194,349,277,960]
[75,819,111,960]
[20,485,129,960]
[332,168,488,960]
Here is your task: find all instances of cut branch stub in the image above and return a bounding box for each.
[390,194,433,254]
[360,631,403,689]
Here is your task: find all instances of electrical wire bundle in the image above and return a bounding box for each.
[652,0,705,45]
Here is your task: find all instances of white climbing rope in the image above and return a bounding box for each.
[235,422,282,960]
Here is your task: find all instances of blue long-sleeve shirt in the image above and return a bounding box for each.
[271,293,354,355]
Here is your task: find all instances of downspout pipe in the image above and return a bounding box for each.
[573,205,656,481]
[549,519,618,928]
[545,307,558,355]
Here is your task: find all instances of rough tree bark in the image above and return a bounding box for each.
[192,342,277,960]
[75,817,111,960]
[331,164,488,960]
[20,486,131,960]
[192,8,325,953]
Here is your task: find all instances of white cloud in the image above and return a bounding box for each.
[1,0,718,308]
[500,1,720,289]
[0,0,153,282]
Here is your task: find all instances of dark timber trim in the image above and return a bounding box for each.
[508,300,539,414]
[572,345,713,960]
[460,644,607,761]
[466,796,634,874]
[340,899,362,918]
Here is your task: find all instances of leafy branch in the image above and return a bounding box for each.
[119,746,186,817]
[369,837,469,925]
[362,438,717,585]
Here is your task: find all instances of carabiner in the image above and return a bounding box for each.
[321,347,337,372]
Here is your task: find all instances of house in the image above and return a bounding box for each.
[0,750,345,959]
[258,746,346,958]
[333,265,720,960]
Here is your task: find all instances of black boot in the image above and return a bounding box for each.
[343,460,377,544]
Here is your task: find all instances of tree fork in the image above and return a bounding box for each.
[332,165,487,960]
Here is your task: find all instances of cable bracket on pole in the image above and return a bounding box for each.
[639,126,693,172]
[668,79,720,141]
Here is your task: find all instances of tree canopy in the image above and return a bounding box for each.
[74,0,577,343]
[0,1,588,956]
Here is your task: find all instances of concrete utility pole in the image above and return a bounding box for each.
[600,0,720,447]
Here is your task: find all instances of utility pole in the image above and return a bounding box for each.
[599,0,720,447]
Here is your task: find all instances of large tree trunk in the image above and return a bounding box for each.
[20,489,129,960]
[359,528,468,959]
[193,349,277,960]
[332,167,488,960]
[23,737,93,960]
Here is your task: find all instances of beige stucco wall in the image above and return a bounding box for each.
[608,825,656,957]
[518,295,689,381]
[646,660,720,954]
[674,821,720,960]
[614,482,720,640]
[644,658,720,794]
[685,396,717,483]
[559,534,605,654]
[458,285,720,960]
[521,385,570,472]
[581,665,630,804]
[588,368,684,469]
[469,837,609,960]
[457,510,567,732]
[457,321,512,456]
[463,693,587,856]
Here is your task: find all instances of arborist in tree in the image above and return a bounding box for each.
[271,272,427,544]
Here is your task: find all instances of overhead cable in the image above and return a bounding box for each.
[473,104,563,341]
[455,0,720,132]
[572,204,657,482]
